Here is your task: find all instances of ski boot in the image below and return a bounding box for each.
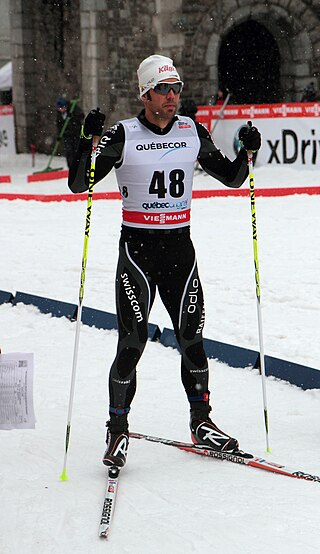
[190,407,239,453]
[103,416,129,468]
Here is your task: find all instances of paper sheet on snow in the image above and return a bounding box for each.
[0,352,35,429]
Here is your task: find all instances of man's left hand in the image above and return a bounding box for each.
[239,124,261,152]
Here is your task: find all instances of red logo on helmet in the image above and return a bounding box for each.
[158,65,175,73]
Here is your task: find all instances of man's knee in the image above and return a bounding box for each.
[116,346,143,378]
[184,342,207,367]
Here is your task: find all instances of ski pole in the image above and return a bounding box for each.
[30,143,36,167]
[60,133,100,481]
[50,98,80,163]
[211,92,230,136]
[247,121,270,453]
[35,98,80,173]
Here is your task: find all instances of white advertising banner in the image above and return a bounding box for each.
[0,104,16,156]
[197,103,320,169]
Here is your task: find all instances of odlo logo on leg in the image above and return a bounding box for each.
[188,278,199,313]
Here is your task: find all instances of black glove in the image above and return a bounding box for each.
[239,121,261,151]
[83,108,106,137]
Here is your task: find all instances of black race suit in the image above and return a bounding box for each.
[68,110,249,417]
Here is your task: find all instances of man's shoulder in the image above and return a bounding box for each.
[119,117,140,130]
[194,120,212,139]
[100,121,125,146]
[175,115,196,129]
[174,116,203,139]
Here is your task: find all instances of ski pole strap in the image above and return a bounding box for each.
[80,125,93,140]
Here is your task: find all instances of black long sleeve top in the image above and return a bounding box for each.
[68,110,249,194]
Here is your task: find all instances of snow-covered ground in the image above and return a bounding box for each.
[1,153,320,553]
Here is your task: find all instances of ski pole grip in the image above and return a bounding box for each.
[93,107,102,146]
[247,121,253,160]
[93,108,100,146]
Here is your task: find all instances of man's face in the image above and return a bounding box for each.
[142,78,181,121]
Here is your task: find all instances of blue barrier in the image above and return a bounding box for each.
[81,306,118,329]
[160,327,320,391]
[1,290,161,342]
[160,328,259,367]
[13,291,77,320]
[1,290,319,390]
[263,355,320,391]
[0,290,14,304]
[81,305,161,341]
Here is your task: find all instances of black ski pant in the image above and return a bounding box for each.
[109,225,210,416]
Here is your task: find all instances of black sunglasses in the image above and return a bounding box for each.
[153,81,184,95]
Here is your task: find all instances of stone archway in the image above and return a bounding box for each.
[218,20,281,104]
[188,0,319,104]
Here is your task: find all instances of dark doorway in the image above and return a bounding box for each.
[218,20,281,104]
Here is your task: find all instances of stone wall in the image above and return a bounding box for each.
[179,0,320,104]
[0,0,11,68]
[9,0,320,153]
[10,0,81,153]
[79,0,189,122]
[80,0,159,124]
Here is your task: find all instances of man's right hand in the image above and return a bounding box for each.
[83,108,106,137]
